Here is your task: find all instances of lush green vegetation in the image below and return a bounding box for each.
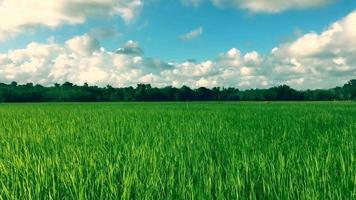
[1,79,355,102]
[0,102,355,199]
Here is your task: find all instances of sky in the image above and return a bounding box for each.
[0,0,355,89]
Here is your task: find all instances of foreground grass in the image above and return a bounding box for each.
[0,102,355,199]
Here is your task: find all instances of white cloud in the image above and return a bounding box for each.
[65,34,101,56]
[116,40,143,55]
[0,10,355,89]
[181,0,334,13]
[180,27,204,41]
[213,0,334,13]
[244,51,262,65]
[270,10,356,88]
[0,0,143,41]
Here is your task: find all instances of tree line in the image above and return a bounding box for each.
[0,80,355,102]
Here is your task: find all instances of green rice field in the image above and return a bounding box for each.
[0,102,355,199]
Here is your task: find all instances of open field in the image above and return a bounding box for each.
[0,102,355,199]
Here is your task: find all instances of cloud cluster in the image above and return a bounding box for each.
[0,34,174,87]
[182,0,334,13]
[269,10,356,88]
[0,0,143,41]
[0,11,355,89]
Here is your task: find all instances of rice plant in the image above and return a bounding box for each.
[0,102,355,199]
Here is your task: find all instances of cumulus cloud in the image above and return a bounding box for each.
[181,0,334,13]
[0,10,355,89]
[65,34,101,56]
[180,27,204,41]
[0,34,270,88]
[270,10,356,88]
[0,33,177,87]
[0,0,143,41]
[116,40,144,56]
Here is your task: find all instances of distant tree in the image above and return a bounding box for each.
[195,87,213,101]
[25,83,34,87]
[212,87,221,101]
[179,86,193,101]
[62,82,73,88]
[122,87,135,101]
[11,81,18,87]
[221,88,240,101]
[135,84,152,101]
[270,85,302,101]
[343,79,356,100]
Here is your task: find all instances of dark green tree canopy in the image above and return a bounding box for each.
[0,80,354,102]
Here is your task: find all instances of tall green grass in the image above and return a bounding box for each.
[0,102,355,199]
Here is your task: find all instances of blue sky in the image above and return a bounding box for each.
[1,0,355,62]
[136,0,356,61]
[0,0,355,89]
